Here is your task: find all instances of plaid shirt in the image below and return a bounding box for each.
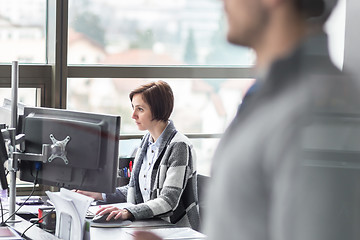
[105,120,200,230]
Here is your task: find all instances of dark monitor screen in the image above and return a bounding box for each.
[18,107,120,193]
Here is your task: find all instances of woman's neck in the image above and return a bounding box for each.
[149,120,168,142]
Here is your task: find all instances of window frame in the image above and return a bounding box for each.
[0,65,52,107]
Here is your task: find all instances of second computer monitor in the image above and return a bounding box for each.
[19,107,120,193]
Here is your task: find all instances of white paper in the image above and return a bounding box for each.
[46,188,94,240]
[60,188,94,230]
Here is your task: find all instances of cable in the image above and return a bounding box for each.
[0,197,4,226]
[4,168,39,224]
[74,169,87,193]
[0,208,9,221]
[20,208,55,238]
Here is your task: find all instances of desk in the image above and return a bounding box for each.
[1,196,58,240]
[89,220,206,240]
[6,198,206,240]
[7,212,205,240]
[9,217,206,240]
[90,226,206,240]
[6,215,60,240]
[88,203,206,240]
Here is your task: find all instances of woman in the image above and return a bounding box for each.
[79,80,200,230]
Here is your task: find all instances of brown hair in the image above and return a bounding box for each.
[294,0,338,23]
[129,80,174,122]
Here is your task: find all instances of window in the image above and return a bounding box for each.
[67,78,255,175]
[0,88,38,129]
[0,0,47,64]
[66,0,256,176]
[67,78,255,134]
[68,0,255,66]
[0,88,38,107]
[324,0,346,70]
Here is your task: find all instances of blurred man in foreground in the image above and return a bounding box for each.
[206,0,360,239]
[136,0,360,239]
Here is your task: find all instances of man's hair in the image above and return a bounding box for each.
[294,0,339,23]
[129,80,174,122]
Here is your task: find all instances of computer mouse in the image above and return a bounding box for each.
[92,213,120,223]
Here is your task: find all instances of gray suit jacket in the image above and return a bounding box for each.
[205,32,360,240]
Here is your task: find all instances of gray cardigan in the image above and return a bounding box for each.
[105,120,200,230]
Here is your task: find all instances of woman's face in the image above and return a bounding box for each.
[131,93,153,131]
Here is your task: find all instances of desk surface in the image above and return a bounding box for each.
[88,202,206,239]
[89,219,206,240]
[6,197,206,240]
[90,226,207,240]
[2,196,59,240]
[7,215,60,240]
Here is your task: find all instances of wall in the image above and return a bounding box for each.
[344,0,360,76]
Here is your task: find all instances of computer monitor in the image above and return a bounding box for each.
[18,107,120,193]
[0,133,8,190]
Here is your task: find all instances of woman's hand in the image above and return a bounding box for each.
[75,190,103,201]
[96,205,134,221]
